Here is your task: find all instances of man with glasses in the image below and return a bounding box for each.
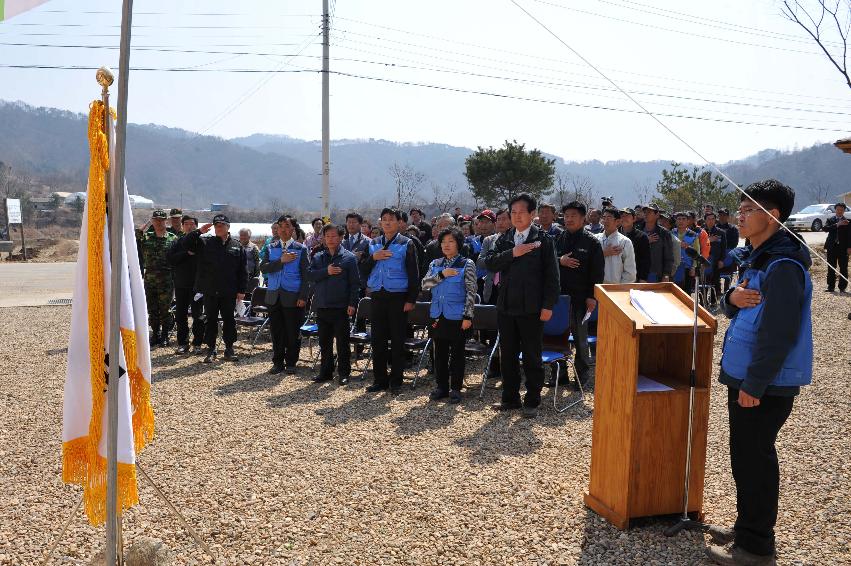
[705,180,813,566]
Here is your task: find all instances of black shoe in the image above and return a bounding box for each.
[429,387,449,401]
[706,524,735,546]
[522,405,539,419]
[285,366,296,375]
[175,344,189,355]
[202,348,217,363]
[268,364,284,375]
[825,288,835,293]
[365,383,388,393]
[338,375,350,386]
[312,375,333,383]
[223,347,239,362]
[149,335,159,348]
[191,344,204,355]
[389,384,403,395]
[492,400,522,412]
[448,390,462,404]
[159,335,170,347]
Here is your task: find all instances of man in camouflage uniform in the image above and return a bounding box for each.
[137,209,178,347]
[168,208,183,235]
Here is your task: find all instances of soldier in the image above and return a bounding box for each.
[136,209,178,347]
[168,208,183,234]
[167,215,205,354]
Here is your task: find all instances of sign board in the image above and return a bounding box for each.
[6,199,22,224]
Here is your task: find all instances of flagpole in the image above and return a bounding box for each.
[105,1,134,564]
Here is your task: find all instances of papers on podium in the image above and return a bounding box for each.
[629,289,692,325]
[637,375,674,392]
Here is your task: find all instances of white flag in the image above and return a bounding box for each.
[62,100,154,525]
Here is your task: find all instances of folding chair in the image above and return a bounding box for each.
[349,296,373,380]
[543,295,584,413]
[234,287,270,355]
[406,302,434,389]
[471,304,501,399]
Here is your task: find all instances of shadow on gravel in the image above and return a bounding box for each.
[454,412,543,464]
[150,356,215,383]
[215,371,285,396]
[315,390,393,427]
[392,399,460,436]
[266,379,336,408]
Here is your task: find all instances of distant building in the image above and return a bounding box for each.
[210,203,230,212]
[64,192,87,206]
[29,197,56,211]
[128,195,154,209]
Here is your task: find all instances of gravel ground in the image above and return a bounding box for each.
[1,275,849,565]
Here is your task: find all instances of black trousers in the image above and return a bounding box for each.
[203,294,236,349]
[826,248,849,291]
[431,316,465,391]
[174,287,204,346]
[727,387,795,556]
[317,307,351,378]
[569,298,594,379]
[370,291,408,387]
[269,303,304,369]
[498,312,544,407]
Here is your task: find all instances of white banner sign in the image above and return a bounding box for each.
[6,199,22,224]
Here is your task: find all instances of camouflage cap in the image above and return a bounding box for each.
[169,208,183,218]
[151,209,168,219]
[212,213,230,225]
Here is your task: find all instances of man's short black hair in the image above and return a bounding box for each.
[379,207,403,220]
[562,201,587,216]
[509,193,537,214]
[311,217,323,226]
[704,212,717,220]
[437,226,465,252]
[601,207,621,219]
[835,202,848,210]
[538,203,556,214]
[409,208,424,216]
[741,179,795,222]
[181,215,198,225]
[495,208,508,218]
[277,214,297,228]
[400,211,409,223]
[322,223,345,237]
[345,212,363,223]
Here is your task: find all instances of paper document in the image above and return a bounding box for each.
[637,375,674,392]
[629,290,692,325]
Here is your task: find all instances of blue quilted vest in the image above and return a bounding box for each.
[366,234,409,293]
[678,229,698,268]
[267,241,304,293]
[428,256,467,320]
[721,257,813,387]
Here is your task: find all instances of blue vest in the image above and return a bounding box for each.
[366,235,409,293]
[678,230,698,268]
[267,241,304,293]
[721,257,813,387]
[429,256,467,320]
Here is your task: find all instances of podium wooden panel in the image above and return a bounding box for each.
[583,283,717,530]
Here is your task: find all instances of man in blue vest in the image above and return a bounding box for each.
[260,215,311,375]
[706,180,812,566]
[362,208,420,394]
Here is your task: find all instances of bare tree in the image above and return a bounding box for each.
[633,181,657,207]
[431,181,459,213]
[565,174,597,209]
[552,171,571,210]
[810,181,833,202]
[267,197,283,220]
[388,162,426,210]
[781,0,851,89]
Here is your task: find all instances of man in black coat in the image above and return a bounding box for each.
[555,201,605,385]
[619,208,650,282]
[484,193,560,418]
[704,211,728,303]
[823,202,850,293]
[184,214,247,362]
[167,215,205,354]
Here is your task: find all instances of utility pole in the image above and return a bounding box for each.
[321,0,330,219]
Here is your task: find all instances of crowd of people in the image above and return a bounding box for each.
[128,178,840,566]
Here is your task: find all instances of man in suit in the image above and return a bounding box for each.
[362,208,421,394]
[260,215,311,375]
[484,193,560,418]
[823,202,849,293]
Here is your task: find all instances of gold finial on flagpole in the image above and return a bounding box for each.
[96,66,114,94]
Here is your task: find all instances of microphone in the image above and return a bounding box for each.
[684,247,710,266]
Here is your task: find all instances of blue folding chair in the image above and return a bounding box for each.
[542,295,585,412]
[300,303,321,370]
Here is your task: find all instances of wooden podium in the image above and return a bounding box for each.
[583,283,717,530]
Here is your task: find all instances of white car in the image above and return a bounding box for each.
[785,203,851,232]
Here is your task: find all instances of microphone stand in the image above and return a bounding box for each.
[665,251,708,537]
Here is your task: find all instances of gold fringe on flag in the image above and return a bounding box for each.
[121,328,155,452]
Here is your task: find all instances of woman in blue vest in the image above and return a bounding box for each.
[706,180,813,566]
[421,227,477,404]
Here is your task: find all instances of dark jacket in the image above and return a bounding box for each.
[621,227,650,282]
[166,232,199,289]
[705,225,728,268]
[185,230,248,297]
[719,230,813,397]
[643,223,674,278]
[823,215,850,252]
[307,246,360,309]
[362,232,421,303]
[554,228,604,300]
[483,225,560,315]
[717,222,739,251]
[341,231,371,287]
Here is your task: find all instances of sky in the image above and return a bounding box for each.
[1,0,851,165]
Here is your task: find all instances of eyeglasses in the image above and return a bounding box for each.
[736,207,763,217]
